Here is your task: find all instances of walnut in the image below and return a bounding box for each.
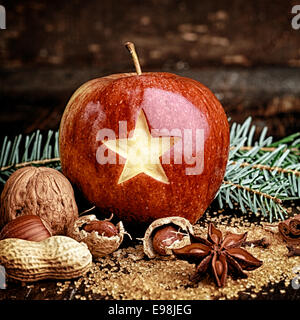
[70,214,127,259]
[0,166,78,235]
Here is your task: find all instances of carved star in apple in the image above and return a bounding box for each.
[102,109,181,184]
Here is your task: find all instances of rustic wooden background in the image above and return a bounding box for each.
[0,0,299,140]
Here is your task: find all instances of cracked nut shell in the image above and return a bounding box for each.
[70,214,126,259]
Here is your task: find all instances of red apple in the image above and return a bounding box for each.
[59,43,229,225]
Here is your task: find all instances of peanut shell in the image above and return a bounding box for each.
[0,236,92,282]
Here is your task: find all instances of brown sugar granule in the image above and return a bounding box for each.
[70,214,299,300]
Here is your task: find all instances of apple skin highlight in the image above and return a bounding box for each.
[59,72,229,225]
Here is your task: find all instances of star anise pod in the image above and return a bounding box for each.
[173,223,263,287]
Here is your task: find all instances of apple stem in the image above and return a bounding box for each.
[125,42,142,75]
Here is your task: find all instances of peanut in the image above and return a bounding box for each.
[0,236,92,282]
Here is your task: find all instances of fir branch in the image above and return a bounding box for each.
[222,180,283,204]
[230,146,300,154]
[230,161,300,177]
[217,116,299,221]
[0,130,60,184]
[0,157,60,172]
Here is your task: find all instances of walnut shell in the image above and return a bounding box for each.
[70,214,126,259]
[142,216,194,259]
[0,167,78,235]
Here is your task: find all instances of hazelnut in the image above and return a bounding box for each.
[0,215,52,241]
[83,220,118,237]
[152,225,184,255]
[70,214,127,259]
[143,216,194,259]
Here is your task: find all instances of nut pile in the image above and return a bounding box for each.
[0,167,126,283]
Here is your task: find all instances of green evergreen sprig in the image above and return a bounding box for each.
[0,117,299,222]
[0,130,60,184]
[217,118,300,221]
